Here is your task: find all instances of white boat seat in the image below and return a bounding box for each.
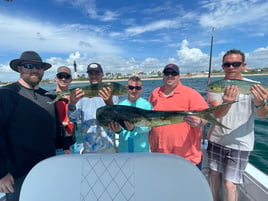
[19,153,213,201]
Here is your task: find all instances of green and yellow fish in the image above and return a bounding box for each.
[46,82,127,104]
[207,79,268,94]
[96,101,236,129]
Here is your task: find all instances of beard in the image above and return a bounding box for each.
[21,72,43,87]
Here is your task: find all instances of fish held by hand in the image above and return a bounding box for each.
[207,79,268,94]
[96,101,237,130]
[45,82,127,104]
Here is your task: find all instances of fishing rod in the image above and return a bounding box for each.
[207,27,215,85]
[202,27,215,147]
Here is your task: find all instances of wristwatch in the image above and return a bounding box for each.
[255,98,268,109]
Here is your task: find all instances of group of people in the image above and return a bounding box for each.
[0,49,267,201]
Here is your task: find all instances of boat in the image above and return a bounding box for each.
[201,139,268,201]
[0,140,267,201]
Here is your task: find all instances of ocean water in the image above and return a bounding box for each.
[42,75,268,175]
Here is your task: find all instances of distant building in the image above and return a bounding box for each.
[73,61,78,79]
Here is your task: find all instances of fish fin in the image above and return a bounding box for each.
[46,92,63,104]
[118,120,128,130]
[203,114,230,129]
[202,101,237,113]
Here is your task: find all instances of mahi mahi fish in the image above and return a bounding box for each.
[207,79,268,94]
[96,101,236,129]
[46,82,127,104]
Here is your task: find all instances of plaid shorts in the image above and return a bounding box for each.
[207,142,250,184]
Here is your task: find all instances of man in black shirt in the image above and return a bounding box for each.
[0,51,68,201]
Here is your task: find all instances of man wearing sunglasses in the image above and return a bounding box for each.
[149,63,209,169]
[108,76,152,152]
[54,66,76,154]
[206,49,268,201]
[68,63,118,153]
[0,51,69,201]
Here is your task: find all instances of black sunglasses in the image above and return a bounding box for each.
[222,62,243,68]
[128,85,142,90]
[20,63,44,70]
[57,73,71,79]
[163,71,179,76]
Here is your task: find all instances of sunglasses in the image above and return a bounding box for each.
[222,62,243,68]
[57,73,71,79]
[20,63,44,70]
[163,71,179,76]
[128,85,142,90]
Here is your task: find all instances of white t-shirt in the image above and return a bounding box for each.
[207,78,256,151]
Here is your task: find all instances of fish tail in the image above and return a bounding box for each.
[199,101,237,129]
[46,92,63,104]
[202,101,237,113]
[202,114,229,129]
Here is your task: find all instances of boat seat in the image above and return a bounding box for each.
[19,153,213,201]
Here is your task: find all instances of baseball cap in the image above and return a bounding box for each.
[87,63,103,73]
[163,63,180,74]
[57,66,71,76]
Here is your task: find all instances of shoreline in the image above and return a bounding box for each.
[0,73,267,86]
[71,73,268,84]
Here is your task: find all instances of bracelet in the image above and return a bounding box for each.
[68,104,76,111]
[255,103,266,109]
[255,99,267,109]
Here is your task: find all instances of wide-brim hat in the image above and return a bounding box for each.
[9,51,52,72]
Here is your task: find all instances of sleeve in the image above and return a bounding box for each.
[112,95,119,105]
[0,89,17,178]
[68,100,81,123]
[207,92,223,104]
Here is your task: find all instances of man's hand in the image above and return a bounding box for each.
[0,173,14,193]
[69,88,84,106]
[99,87,113,105]
[108,121,121,133]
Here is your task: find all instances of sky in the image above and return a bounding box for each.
[0,0,268,82]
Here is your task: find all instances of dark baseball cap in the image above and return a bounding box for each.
[87,63,103,73]
[163,63,180,74]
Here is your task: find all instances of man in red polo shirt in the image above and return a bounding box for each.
[149,63,208,169]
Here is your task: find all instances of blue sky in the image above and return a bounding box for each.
[0,0,268,81]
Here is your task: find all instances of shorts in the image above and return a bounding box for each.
[207,142,250,184]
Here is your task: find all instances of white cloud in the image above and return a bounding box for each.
[125,19,179,35]
[199,0,268,30]
[0,13,122,55]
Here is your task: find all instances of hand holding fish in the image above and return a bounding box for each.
[108,121,122,133]
[251,84,268,106]
[69,88,84,105]
[222,85,239,103]
[184,116,206,127]
[98,87,114,105]
[108,121,135,132]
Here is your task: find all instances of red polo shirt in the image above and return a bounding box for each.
[149,82,208,165]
